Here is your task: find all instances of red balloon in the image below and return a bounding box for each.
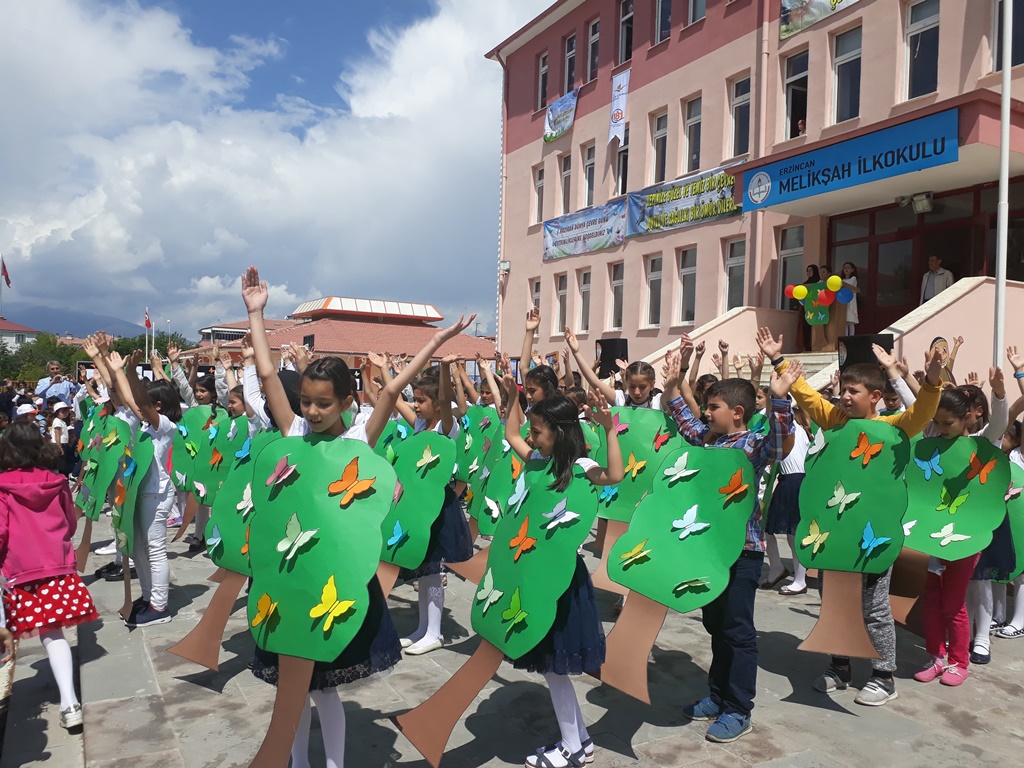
[784,284,796,299]
[818,290,835,306]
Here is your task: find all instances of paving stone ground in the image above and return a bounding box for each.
[3,513,1024,768]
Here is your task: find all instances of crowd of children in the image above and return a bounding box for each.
[1,284,1023,768]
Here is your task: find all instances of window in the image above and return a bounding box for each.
[652,111,669,183]
[656,0,673,43]
[610,262,625,330]
[537,53,549,110]
[555,273,568,333]
[583,144,596,207]
[784,51,809,139]
[778,227,805,309]
[561,155,572,214]
[995,0,1024,71]
[530,279,542,335]
[564,35,576,94]
[534,166,545,223]
[588,19,600,81]
[834,27,862,122]
[619,1,634,64]
[689,0,706,24]
[14,334,25,345]
[684,97,701,173]
[731,78,751,157]
[906,0,940,99]
[678,247,697,324]
[725,240,746,310]
[646,256,663,327]
[578,270,592,332]
[615,125,630,195]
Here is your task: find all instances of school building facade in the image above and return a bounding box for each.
[489,0,1024,362]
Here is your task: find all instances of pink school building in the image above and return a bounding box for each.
[488,0,1024,365]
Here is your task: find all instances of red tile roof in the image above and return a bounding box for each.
[220,317,494,359]
[0,318,40,333]
[200,319,297,332]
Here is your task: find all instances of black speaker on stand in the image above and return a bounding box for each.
[596,339,629,379]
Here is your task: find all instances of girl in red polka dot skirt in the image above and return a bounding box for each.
[0,421,98,729]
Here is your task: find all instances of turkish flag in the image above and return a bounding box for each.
[2,258,11,288]
[145,308,152,329]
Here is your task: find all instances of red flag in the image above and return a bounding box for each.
[1,258,11,288]
[144,308,152,329]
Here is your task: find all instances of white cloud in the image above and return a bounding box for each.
[0,0,550,337]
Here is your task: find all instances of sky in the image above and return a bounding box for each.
[0,0,552,336]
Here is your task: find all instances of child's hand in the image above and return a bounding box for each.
[0,626,13,664]
[872,343,899,375]
[563,327,580,353]
[550,355,561,374]
[130,349,145,367]
[82,336,99,358]
[830,369,841,391]
[524,306,541,332]
[479,358,492,374]
[167,343,180,365]
[718,339,729,355]
[107,351,125,369]
[711,352,723,369]
[149,350,162,368]
[966,371,981,387]
[591,397,613,429]
[662,348,682,386]
[366,351,387,369]
[755,327,783,361]
[731,353,742,372]
[990,367,1006,399]
[240,333,255,364]
[1007,345,1024,373]
[241,266,269,314]
[896,356,910,379]
[435,313,476,343]
[615,358,629,373]
[694,340,706,356]
[531,350,543,367]
[924,346,944,387]
[770,360,804,399]
[953,336,964,348]
[95,332,110,354]
[748,351,764,370]
[293,345,312,371]
[679,335,695,368]
[440,353,459,365]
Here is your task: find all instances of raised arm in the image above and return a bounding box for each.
[458,360,480,405]
[502,373,531,462]
[585,397,624,486]
[688,340,706,392]
[438,357,456,434]
[106,350,160,426]
[1007,346,1024,398]
[520,307,540,384]
[241,267,298,435]
[758,327,842,430]
[565,327,615,405]
[450,358,469,417]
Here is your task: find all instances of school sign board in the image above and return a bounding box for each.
[743,109,959,211]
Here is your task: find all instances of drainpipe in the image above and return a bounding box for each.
[995,0,1012,365]
[747,0,772,309]
[492,51,509,353]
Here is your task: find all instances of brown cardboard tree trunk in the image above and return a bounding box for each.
[596,591,667,703]
[167,570,247,671]
[590,519,629,596]
[798,570,881,659]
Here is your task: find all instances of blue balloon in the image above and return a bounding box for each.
[836,287,854,304]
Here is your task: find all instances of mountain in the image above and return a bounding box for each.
[1,302,147,339]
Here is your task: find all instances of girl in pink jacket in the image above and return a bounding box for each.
[0,421,98,730]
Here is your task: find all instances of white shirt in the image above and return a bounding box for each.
[287,411,371,445]
[614,390,663,410]
[142,415,177,495]
[843,276,859,324]
[50,417,69,445]
[414,417,460,440]
[780,425,810,475]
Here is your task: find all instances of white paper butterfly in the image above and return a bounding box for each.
[484,496,502,521]
[663,453,699,485]
[193,480,207,499]
[475,568,504,615]
[543,498,580,530]
[931,522,971,547]
[468,457,480,476]
[227,420,238,441]
[902,519,918,537]
[826,481,861,518]
[464,433,473,452]
[672,505,711,541]
[807,428,826,456]
[175,470,187,486]
[508,474,529,517]
[276,512,319,561]
[236,483,254,519]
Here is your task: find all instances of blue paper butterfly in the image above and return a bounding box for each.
[387,520,409,549]
[208,425,218,442]
[177,423,188,438]
[913,450,943,481]
[599,485,619,504]
[397,423,409,440]
[860,521,892,559]
[235,437,251,460]
[123,455,137,478]
[460,415,470,431]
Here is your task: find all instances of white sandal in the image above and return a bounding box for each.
[526,745,586,767]
[996,624,1024,639]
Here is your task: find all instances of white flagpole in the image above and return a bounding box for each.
[996,0,1013,366]
[145,307,149,366]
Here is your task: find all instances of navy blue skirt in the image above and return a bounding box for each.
[973,513,1018,582]
[512,556,606,676]
[765,473,804,535]
[399,485,474,580]
[251,576,401,691]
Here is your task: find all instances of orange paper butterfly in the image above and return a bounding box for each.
[114,478,127,507]
[241,526,250,555]
[327,457,376,506]
[967,452,997,484]
[509,517,537,562]
[203,415,215,431]
[210,448,224,468]
[511,455,523,481]
[850,432,883,467]
[719,469,749,504]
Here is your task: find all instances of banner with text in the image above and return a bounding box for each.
[544,89,579,143]
[781,0,864,40]
[543,200,627,261]
[626,164,741,237]
[608,69,630,144]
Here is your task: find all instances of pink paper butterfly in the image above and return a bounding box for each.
[265,455,298,487]
[393,479,404,504]
[612,414,628,435]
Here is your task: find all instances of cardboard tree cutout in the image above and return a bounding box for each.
[796,420,911,658]
[77,415,132,521]
[902,437,1010,559]
[170,408,202,493]
[113,434,155,558]
[465,436,520,539]
[602,445,754,701]
[373,419,412,463]
[175,406,248,506]
[1000,462,1024,583]
[453,406,502,484]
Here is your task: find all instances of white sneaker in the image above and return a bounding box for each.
[95,542,117,556]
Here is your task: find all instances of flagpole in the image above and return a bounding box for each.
[996,0,1013,367]
[145,307,149,364]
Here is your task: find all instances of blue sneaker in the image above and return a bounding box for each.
[705,712,752,743]
[681,696,721,721]
[127,604,171,627]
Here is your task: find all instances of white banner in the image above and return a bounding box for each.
[608,69,630,145]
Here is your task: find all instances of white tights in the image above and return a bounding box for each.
[764,534,807,589]
[404,574,443,652]
[544,673,589,755]
[41,628,79,710]
[290,687,347,768]
[967,579,993,653]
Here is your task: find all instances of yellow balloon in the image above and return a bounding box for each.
[826,275,843,292]
[792,284,808,300]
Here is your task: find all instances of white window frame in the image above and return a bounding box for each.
[530,279,542,338]
[534,166,545,224]
[684,96,702,173]
[537,53,549,111]
[725,240,747,311]
[578,269,592,333]
[645,255,663,328]
[564,34,576,95]
[588,19,600,81]
[677,247,697,325]
[778,227,805,309]
[652,111,669,184]
[730,77,751,157]
[784,50,809,139]
[833,27,862,123]
[689,0,706,24]
[619,0,634,64]
[14,334,25,345]
[610,262,625,330]
[905,0,940,100]
[583,144,596,207]
[656,0,673,43]
[561,154,572,214]
[555,273,569,334]
[992,0,1024,72]
[615,125,630,196]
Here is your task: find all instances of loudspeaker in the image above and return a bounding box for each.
[596,338,629,379]
[838,334,894,372]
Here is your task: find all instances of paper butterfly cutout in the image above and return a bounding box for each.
[967,452,997,484]
[464,433,473,452]
[309,575,355,633]
[480,416,493,430]
[484,496,502,521]
[396,423,409,439]
[664,453,699,484]
[468,457,480,476]
[193,480,207,499]
[210,448,224,469]
[251,592,278,628]
[460,415,470,432]
[393,479,404,504]
[931,522,972,547]
[619,538,651,568]
[327,457,376,506]
[672,505,711,540]
[208,424,218,442]
[123,453,137,478]
[175,470,187,487]
[416,445,441,471]
[475,568,503,615]
[235,437,251,460]
[511,455,523,480]
[801,518,830,555]
[385,444,397,464]
[114,478,127,507]
[509,517,537,562]
[87,433,103,451]
[653,428,671,452]
[1006,483,1023,502]
[480,466,491,481]
[482,437,492,454]
[850,432,883,467]
[387,520,409,549]
[719,469,749,504]
[237,483,254,518]
[543,498,579,530]
[508,474,529,516]
[860,521,891,559]
[599,485,619,504]
[914,450,943,481]
[936,486,969,514]
[103,429,119,448]
[115,528,128,551]
[623,452,647,480]
[902,519,918,536]
[184,441,198,458]
[826,481,861,518]
[277,512,319,561]
[266,455,298,487]
[501,439,511,455]
[82,459,97,474]
[177,423,188,438]
[241,526,250,555]
[207,524,223,552]
[611,414,628,435]
[673,577,710,594]
[203,415,215,432]
[227,420,238,441]
[501,587,528,634]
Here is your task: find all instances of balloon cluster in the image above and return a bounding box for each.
[784,274,854,305]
